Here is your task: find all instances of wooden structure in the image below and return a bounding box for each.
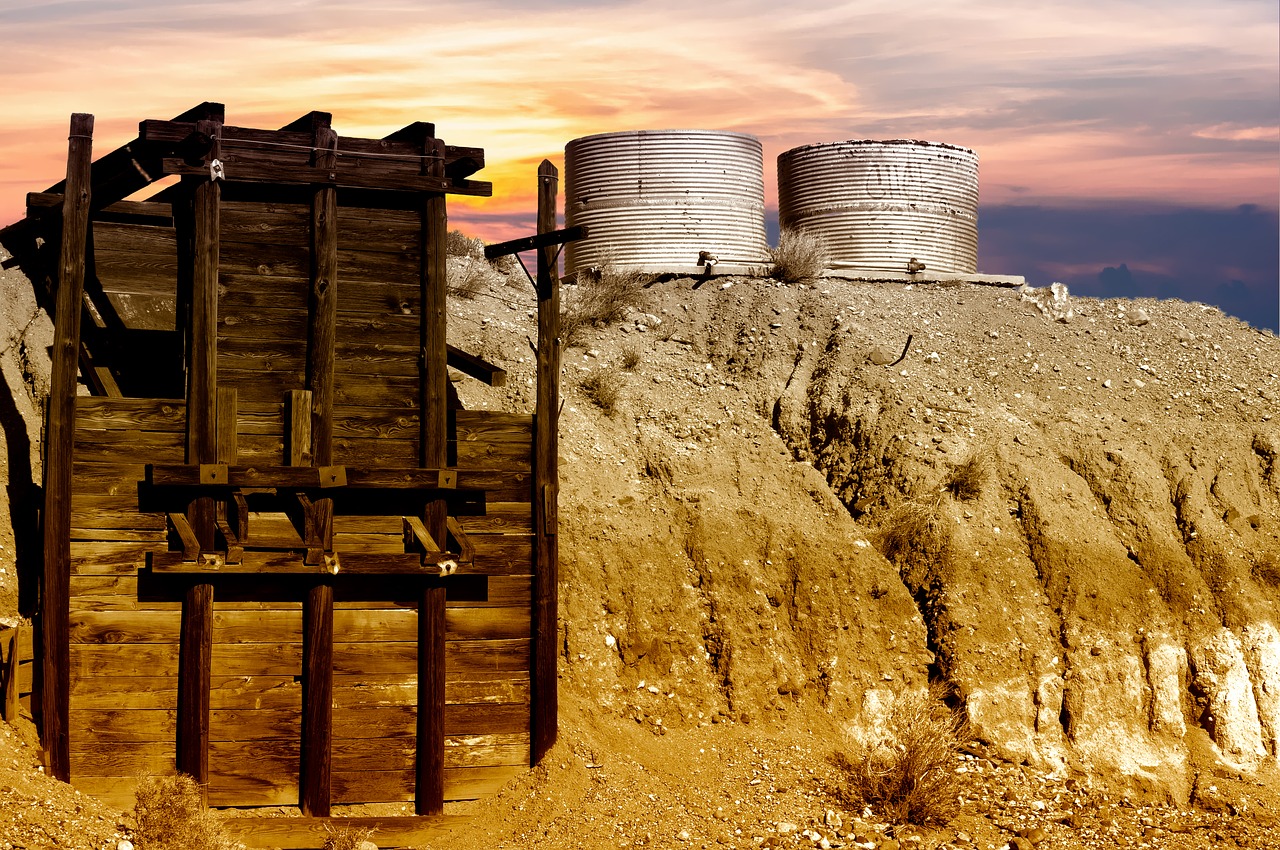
[0,104,564,828]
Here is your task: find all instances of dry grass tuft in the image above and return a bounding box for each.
[945,454,987,501]
[1253,552,1280,587]
[621,346,642,371]
[877,495,951,568]
[131,774,239,850]
[833,682,970,827]
[769,228,830,283]
[581,369,625,416]
[561,261,650,347]
[323,822,375,850]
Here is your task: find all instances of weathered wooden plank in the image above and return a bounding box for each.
[72,428,187,463]
[162,156,489,196]
[90,221,179,296]
[208,738,299,807]
[222,815,470,849]
[69,776,142,811]
[71,494,165,529]
[71,639,528,678]
[69,708,176,742]
[329,733,528,773]
[70,461,150,496]
[70,740,175,775]
[454,503,533,535]
[322,608,529,643]
[70,540,164,574]
[74,397,187,431]
[210,707,300,741]
[146,463,527,492]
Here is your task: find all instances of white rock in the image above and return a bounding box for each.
[1240,622,1280,756]
[1189,628,1266,762]
[117,841,135,850]
[678,829,691,841]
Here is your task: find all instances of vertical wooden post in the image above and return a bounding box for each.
[414,125,448,816]
[301,580,333,816]
[40,112,93,781]
[531,159,561,765]
[177,112,222,794]
[301,112,337,818]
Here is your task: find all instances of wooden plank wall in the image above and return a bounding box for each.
[1,626,34,721]
[66,225,534,809]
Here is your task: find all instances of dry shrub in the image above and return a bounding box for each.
[833,683,970,827]
[769,228,829,283]
[561,261,649,347]
[446,228,483,258]
[581,369,625,416]
[877,495,951,568]
[131,774,239,850]
[1253,552,1280,587]
[621,346,641,371]
[447,256,498,299]
[323,822,374,850]
[945,454,987,501]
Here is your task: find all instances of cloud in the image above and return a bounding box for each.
[980,202,1279,332]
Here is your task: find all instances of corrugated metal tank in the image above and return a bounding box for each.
[777,139,979,274]
[564,130,768,274]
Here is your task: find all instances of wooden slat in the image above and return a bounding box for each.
[42,112,95,781]
[69,708,176,742]
[74,396,186,430]
[70,740,175,775]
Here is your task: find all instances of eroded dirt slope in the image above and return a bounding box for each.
[452,271,1280,808]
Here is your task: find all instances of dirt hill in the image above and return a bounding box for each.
[2,252,1278,848]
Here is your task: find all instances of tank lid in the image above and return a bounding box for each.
[567,128,762,147]
[780,138,976,157]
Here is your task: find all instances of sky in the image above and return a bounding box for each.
[1,0,1277,330]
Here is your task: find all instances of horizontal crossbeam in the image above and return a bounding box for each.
[483,225,588,259]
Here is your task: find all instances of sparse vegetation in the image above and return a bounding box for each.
[561,260,650,347]
[945,453,987,501]
[131,774,239,850]
[1253,552,1280,587]
[445,228,517,297]
[768,228,829,283]
[446,228,484,258]
[877,494,951,570]
[832,682,971,827]
[580,368,625,416]
[621,345,641,370]
[323,822,375,850]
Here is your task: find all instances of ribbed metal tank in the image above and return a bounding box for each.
[777,139,979,274]
[564,130,768,274]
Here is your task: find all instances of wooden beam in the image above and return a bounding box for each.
[176,116,221,797]
[178,582,212,795]
[446,344,506,387]
[483,225,588,260]
[417,583,446,814]
[146,464,494,490]
[301,578,333,816]
[532,159,561,766]
[400,121,451,817]
[159,158,491,196]
[41,112,94,782]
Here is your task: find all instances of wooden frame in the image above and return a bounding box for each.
[0,104,571,837]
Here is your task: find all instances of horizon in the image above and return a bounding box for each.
[2,0,1276,330]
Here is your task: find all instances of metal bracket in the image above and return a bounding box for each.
[209,158,225,181]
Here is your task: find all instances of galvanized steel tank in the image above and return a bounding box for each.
[777,139,979,274]
[564,130,768,275]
